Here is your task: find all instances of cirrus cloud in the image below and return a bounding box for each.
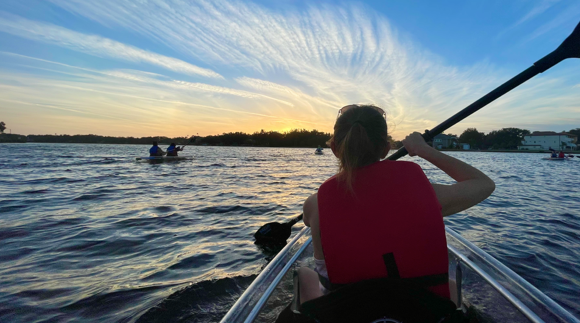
[0,11,222,79]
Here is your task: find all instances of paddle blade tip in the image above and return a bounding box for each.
[254,222,291,243]
[560,20,580,59]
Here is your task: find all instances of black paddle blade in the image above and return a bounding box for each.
[253,214,303,243]
[534,20,580,72]
[254,222,292,243]
[560,20,580,58]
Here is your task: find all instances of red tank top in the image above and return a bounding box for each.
[317,160,450,298]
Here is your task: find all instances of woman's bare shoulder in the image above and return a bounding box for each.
[305,193,318,205]
[303,193,319,226]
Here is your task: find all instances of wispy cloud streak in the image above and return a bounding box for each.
[0,12,222,79]
[524,2,580,42]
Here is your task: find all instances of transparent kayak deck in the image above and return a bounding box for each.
[221,227,579,323]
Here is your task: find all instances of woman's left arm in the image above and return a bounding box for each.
[303,193,318,227]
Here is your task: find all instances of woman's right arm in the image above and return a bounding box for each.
[403,132,495,217]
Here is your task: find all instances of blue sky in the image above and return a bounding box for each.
[0,0,578,139]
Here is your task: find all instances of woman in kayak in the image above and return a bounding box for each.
[298,104,495,304]
[149,141,166,157]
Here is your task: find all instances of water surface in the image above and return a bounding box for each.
[0,143,578,322]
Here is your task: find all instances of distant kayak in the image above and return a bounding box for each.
[314,151,323,155]
[542,157,571,161]
[136,156,192,161]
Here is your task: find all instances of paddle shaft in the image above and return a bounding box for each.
[289,214,303,225]
[179,136,197,150]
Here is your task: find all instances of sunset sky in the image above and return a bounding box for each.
[0,0,579,139]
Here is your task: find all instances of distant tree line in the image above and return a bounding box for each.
[199,129,332,147]
[23,130,333,148]
[13,126,580,150]
[193,129,398,148]
[0,121,28,142]
[26,134,192,145]
[22,129,398,148]
[0,134,27,143]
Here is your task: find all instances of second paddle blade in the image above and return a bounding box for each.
[254,222,292,243]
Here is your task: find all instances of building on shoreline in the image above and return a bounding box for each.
[432,134,471,150]
[432,134,457,149]
[518,131,577,151]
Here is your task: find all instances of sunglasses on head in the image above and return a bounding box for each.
[337,105,386,119]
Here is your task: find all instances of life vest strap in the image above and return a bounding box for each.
[383,253,400,278]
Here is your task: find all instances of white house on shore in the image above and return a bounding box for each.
[518,131,577,150]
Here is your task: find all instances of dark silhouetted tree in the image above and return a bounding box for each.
[484,128,530,150]
[568,128,580,138]
[0,121,5,134]
[459,128,485,149]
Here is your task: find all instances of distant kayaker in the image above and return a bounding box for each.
[551,151,557,158]
[297,104,495,306]
[166,143,183,156]
[149,141,166,157]
[315,145,323,153]
[558,151,565,158]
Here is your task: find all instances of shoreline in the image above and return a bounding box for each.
[0,134,27,143]
[3,142,577,154]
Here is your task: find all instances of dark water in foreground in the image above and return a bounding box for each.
[0,143,578,322]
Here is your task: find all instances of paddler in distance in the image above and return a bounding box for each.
[297,104,495,313]
[166,143,184,156]
[149,141,166,157]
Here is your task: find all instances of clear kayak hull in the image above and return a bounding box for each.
[221,227,579,323]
